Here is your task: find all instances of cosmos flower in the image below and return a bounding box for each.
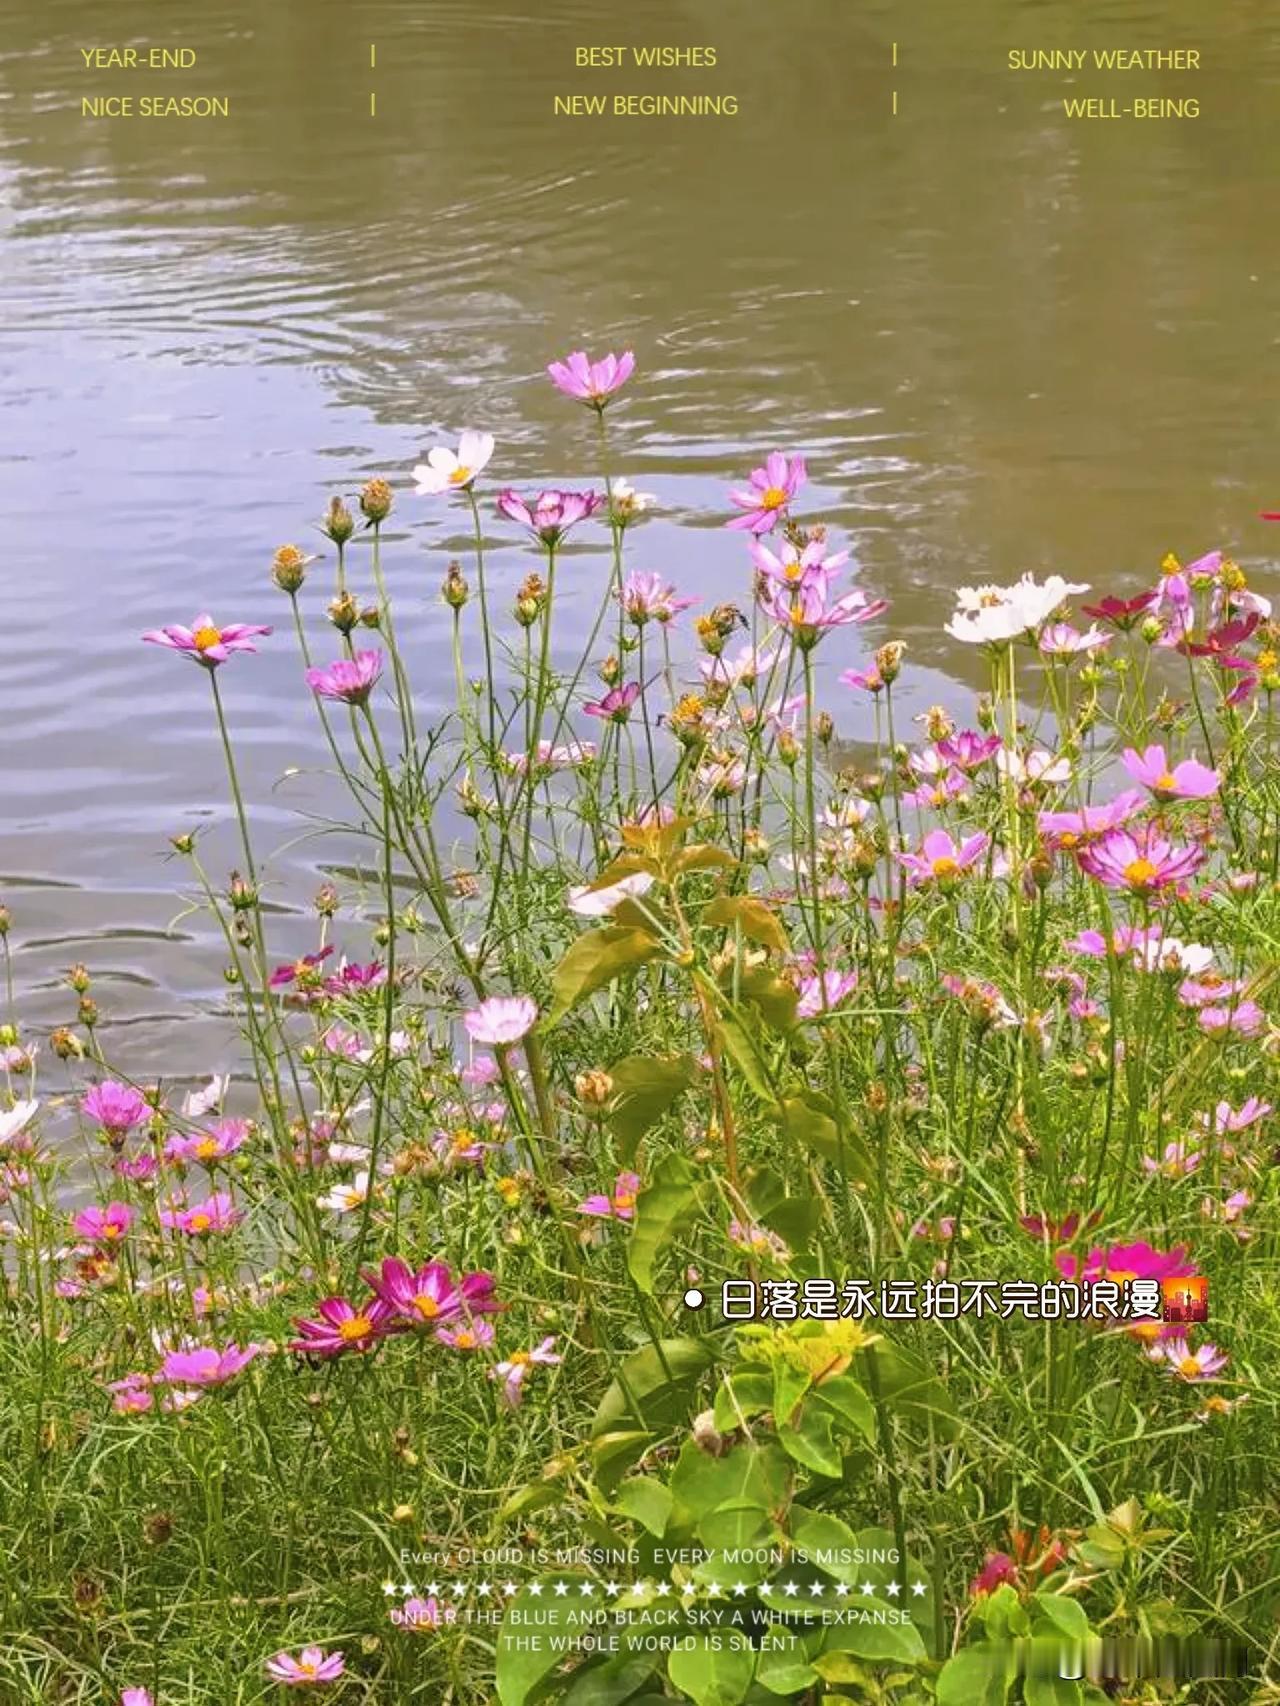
[497,489,601,547]
[268,947,334,990]
[936,731,1002,771]
[620,571,696,625]
[1077,825,1205,894]
[159,1192,243,1236]
[316,1171,374,1214]
[945,575,1089,646]
[749,536,848,590]
[157,1342,264,1387]
[1080,591,1157,630]
[491,1336,560,1407]
[567,871,655,916]
[289,1295,393,1357]
[766,581,886,649]
[464,995,537,1047]
[393,1594,458,1629]
[121,1689,155,1706]
[305,651,383,706]
[895,829,990,887]
[583,682,640,722]
[609,478,656,526]
[142,615,272,669]
[182,1075,228,1118]
[578,1171,641,1221]
[1154,1337,1229,1381]
[1121,745,1219,802]
[1141,1140,1202,1179]
[163,1120,250,1168]
[546,349,635,407]
[72,1201,135,1246]
[727,1220,791,1261]
[1039,621,1110,657]
[82,1081,151,1139]
[995,747,1071,787]
[412,429,495,494]
[796,970,859,1019]
[435,1319,496,1352]
[362,1257,500,1327]
[1198,1097,1271,1134]
[726,451,806,534]
[1056,1240,1195,1286]
[265,1647,345,1686]
[0,1099,39,1147]
[1199,1000,1264,1036]
[969,1553,1019,1598]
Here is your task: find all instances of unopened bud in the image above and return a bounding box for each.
[51,1026,84,1061]
[228,872,258,911]
[442,561,469,609]
[78,996,99,1029]
[271,544,313,594]
[358,604,381,629]
[777,729,799,767]
[1139,615,1163,645]
[815,710,834,746]
[314,882,339,918]
[0,906,10,937]
[876,640,906,684]
[67,964,91,995]
[600,654,621,687]
[574,1069,615,1109]
[322,497,355,545]
[359,478,393,524]
[169,832,195,855]
[328,592,359,634]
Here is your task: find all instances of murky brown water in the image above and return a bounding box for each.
[2,0,1278,1073]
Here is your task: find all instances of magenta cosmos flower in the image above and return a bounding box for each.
[158,1341,263,1387]
[142,614,271,669]
[159,1190,242,1236]
[584,681,640,722]
[73,1201,135,1246]
[305,650,383,706]
[265,1647,345,1686]
[497,488,600,547]
[895,829,989,887]
[621,571,695,625]
[269,946,334,990]
[121,1690,155,1706]
[164,1119,250,1167]
[362,1257,500,1327]
[464,994,537,1047]
[289,1294,394,1357]
[1080,591,1156,630]
[412,429,495,494]
[1121,744,1220,802]
[82,1080,150,1139]
[491,1336,560,1407]
[1077,824,1205,895]
[1055,1240,1195,1285]
[1155,1337,1229,1381]
[578,1171,641,1221]
[726,451,806,534]
[797,970,859,1019]
[1036,790,1145,851]
[547,348,635,408]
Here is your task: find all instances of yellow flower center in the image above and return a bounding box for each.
[196,1138,219,1160]
[930,856,959,878]
[454,1330,476,1349]
[192,624,222,651]
[613,1192,636,1212]
[783,560,803,581]
[451,1128,477,1151]
[299,1661,318,1678]
[413,1295,441,1319]
[102,1223,122,1240]
[1178,1355,1201,1378]
[1123,857,1159,889]
[187,1211,211,1232]
[760,485,787,510]
[1155,773,1178,793]
[449,465,472,485]
[509,1350,531,1366]
[339,1314,373,1341]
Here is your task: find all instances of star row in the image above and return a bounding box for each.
[382,1577,929,1601]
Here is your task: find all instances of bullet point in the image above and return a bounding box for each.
[683,1287,704,1310]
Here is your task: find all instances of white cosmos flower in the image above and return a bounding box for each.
[412,430,495,495]
[317,1170,372,1214]
[0,1099,38,1147]
[996,747,1072,786]
[567,871,655,917]
[612,478,656,515]
[1136,937,1215,976]
[182,1075,228,1118]
[946,574,1090,645]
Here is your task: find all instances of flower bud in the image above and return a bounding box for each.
[314,882,339,918]
[328,592,359,634]
[600,654,621,687]
[169,832,195,855]
[876,640,906,684]
[271,544,313,594]
[976,696,996,732]
[67,964,91,995]
[743,827,770,862]
[359,478,393,524]
[442,561,469,609]
[228,872,258,911]
[78,996,99,1029]
[322,497,355,545]
[574,1069,615,1109]
[0,906,9,937]
[815,711,834,746]
[51,1026,84,1061]
[777,729,799,767]
[358,604,381,630]
[695,615,725,657]
[1139,615,1163,644]
[921,704,954,742]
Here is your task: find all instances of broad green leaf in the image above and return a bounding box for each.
[934,1640,1015,1706]
[980,1583,1030,1640]
[777,1405,841,1478]
[754,1641,819,1695]
[810,1375,875,1446]
[788,1510,866,1586]
[667,1633,756,1706]
[669,1440,792,1529]
[817,1609,925,1663]
[550,925,663,1024]
[591,1428,655,1495]
[1031,1592,1089,1642]
[779,1092,872,1181]
[739,964,800,1031]
[561,1651,658,1704]
[627,1154,706,1296]
[856,1340,957,1439]
[612,1475,673,1539]
[716,1015,777,1104]
[496,1584,579,1704]
[771,1359,811,1425]
[606,1053,700,1160]
[713,1368,774,1433]
[704,894,790,954]
[671,842,739,877]
[693,1504,781,1586]
[1025,1676,1083,1706]
[592,1340,716,1439]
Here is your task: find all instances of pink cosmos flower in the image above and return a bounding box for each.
[1178,974,1248,1010]
[110,1377,156,1415]
[73,1201,135,1246]
[1142,1140,1202,1179]
[1077,825,1205,895]
[460,1055,500,1089]
[767,581,886,649]
[497,489,601,547]
[796,970,859,1019]
[362,1257,500,1327]
[902,769,968,812]
[726,451,806,534]
[412,429,495,494]
[121,1689,155,1705]
[265,1647,345,1686]
[159,1191,242,1236]
[464,995,537,1047]
[1121,744,1220,802]
[1199,1097,1271,1135]
[305,650,383,706]
[749,536,848,590]
[289,1295,393,1357]
[1155,1337,1229,1381]
[1039,621,1110,657]
[1199,1000,1264,1037]
[82,1081,151,1138]
[1080,591,1157,630]
[547,349,635,407]
[840,664,885,693]
[727,1219,790,1261]
[435,1319,496,1352]
[393,1594,458,1629]
[142,614,272,669]
[621,571,696,625]
[583,682,640,722]
[269,946,334,990]
[936,731,1002,771]
[1056,1240,1195,1286]
[578,1171,641,1221]
[970,1553,1019,1598]
[895,829,989,887]
[158,1341,263,1387]
[325,958,386,994]
[164,1119,250,1167]
[1036,791,1145,851]
[491,1335,560,1407]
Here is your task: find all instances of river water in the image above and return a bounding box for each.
[2,0,1277,1075]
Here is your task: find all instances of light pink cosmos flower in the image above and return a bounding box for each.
[567,871,655,917]
[1077,825,1205,895]
[546,349,635,407]
[902,769,968,812]
[464,995,537,1048]
[497,488,600,547]
[73,1201,135,1246]
[121,1689,155,1705]
[0,1098,39,1149]
[142,614,272,669]
[182,1074,229,1118]
[1039,621,1111,657]
[749,536,848,590]
[797,970,859,1019]
[289,1295,394,1358]
[412,429,495,494]
[164,1119,250,1168]
[621,571,696,625]
[727,1219,790,1261]
[435,1318,496,1352]
[110,1377,156,1415]
[578,1171,641,1221]
[1199,1000,1264,1037]
[305,650,383,705]
[936,730,1002,771]
[265,1647,345,1686]
[1155,1337,1229,1381]
[1199,1097,1271,1135]
[767,581,887,650]
[583,682,640,722]
[392,1593,458,1629]
[491,1336,560,1407]
[840,664,885,693]
[159,1191,243,1236]
[1141,1140,1202,1179]
[1121,744,1220,802]
[895,829,990,887]
[158,1341,263,1387]
[726,451,806,534]
[1036,791,1146,851]
[82,1081,151,1138]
